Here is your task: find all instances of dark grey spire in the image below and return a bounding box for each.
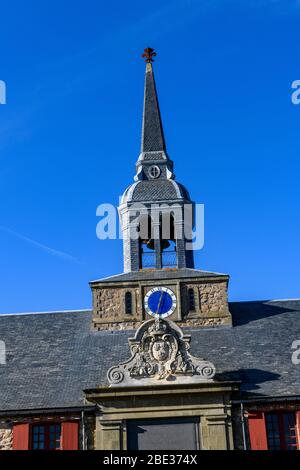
[141,61,166,153]
[135,48,174,181]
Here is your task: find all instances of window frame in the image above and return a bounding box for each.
[188,288,196,312]
[30,423,62,451]
[265,412,299,450]
[125,291,133,315]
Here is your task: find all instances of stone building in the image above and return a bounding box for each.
[0,49,299,451]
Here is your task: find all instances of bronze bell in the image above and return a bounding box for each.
[146,238,155,250]
[161,239,170,250]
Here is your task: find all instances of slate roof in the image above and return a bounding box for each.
[141,62,166,154]
[90,268,228,284]
[121,179,191,203]
[0,299,300,412]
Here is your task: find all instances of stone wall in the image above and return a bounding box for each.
[93,288,122,322]
[92,277,231,331]
[0,422,12,450]
[93,287,142,325]
[199,281,228,315]
[181,280,229,319]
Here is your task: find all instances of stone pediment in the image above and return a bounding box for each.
[107,319,216,387]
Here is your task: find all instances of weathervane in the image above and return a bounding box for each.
[141,47,157,63]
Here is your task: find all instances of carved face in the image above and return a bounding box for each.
[151,340,169,362]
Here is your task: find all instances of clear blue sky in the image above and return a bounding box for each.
[0,0,299,314]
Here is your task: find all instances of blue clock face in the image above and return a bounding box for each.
[144,287,177,319]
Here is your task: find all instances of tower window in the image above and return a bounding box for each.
[161,213,177,268]
[139,215,156,269]
[125,292,133,314]
[188,288,196,312]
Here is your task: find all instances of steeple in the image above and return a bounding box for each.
[119,48,194,272]
[135,48,174,181]
[91,48,232,334]
[141,48,166,154]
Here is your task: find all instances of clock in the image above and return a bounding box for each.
[144,287,177,319]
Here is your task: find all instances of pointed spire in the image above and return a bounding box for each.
[140,48,166,153]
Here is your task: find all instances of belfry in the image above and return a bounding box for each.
[119,47,194,273]
[90,48,232,331]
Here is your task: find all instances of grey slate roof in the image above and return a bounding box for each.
[141,63,166,153]
[122,179,190,203]
[90,268,228,284]
[1,299,300,412]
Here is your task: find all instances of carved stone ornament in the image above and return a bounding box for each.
[107,319,216,387]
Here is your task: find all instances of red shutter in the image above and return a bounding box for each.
[12,423,30,450]
[248,411,268,450]
[61,422,79,450]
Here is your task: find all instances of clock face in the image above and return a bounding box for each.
[144,287,177,319]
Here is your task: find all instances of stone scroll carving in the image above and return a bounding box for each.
[107,319,216,387]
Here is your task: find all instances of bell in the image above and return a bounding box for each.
[161,239,170,250]
[146,239,155,250]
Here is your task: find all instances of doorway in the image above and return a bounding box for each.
[127,417,200,450]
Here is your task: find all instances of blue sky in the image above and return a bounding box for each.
[0,0,299,313]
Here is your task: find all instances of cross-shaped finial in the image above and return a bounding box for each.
[141,47,157,63]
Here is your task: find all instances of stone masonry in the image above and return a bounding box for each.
[0,422,13,450]
[92,276,231,331]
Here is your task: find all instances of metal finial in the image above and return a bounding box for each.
[141,47,157,63]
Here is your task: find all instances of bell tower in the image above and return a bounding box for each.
[118,48,194,273]
[90,48,232,331]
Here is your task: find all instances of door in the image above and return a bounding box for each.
[127,417,200,450]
